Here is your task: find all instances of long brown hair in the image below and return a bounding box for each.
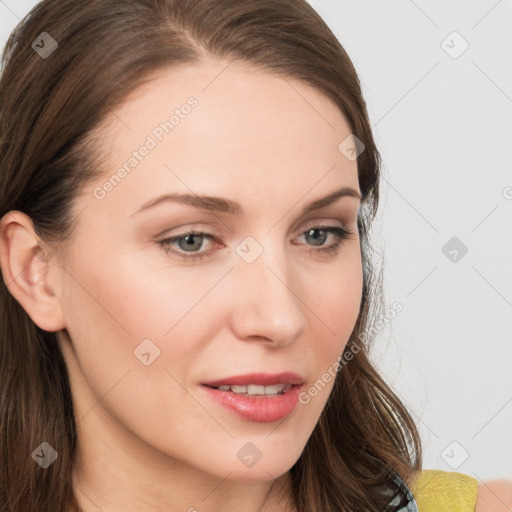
[0,1,421,510]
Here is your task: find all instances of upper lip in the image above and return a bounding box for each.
[202,372,305,387]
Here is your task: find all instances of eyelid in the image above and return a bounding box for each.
[157,217,349,239]
[300,218,346,231]
[155,223,223,240]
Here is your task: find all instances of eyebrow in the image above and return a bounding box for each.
[130,186,361,218]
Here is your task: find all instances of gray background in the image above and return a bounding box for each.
[1,0,511,481]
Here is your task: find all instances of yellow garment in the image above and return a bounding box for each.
[410,469,478,512]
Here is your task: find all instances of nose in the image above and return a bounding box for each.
[228,239,308,347]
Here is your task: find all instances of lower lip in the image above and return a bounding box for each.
[201,384,303,423]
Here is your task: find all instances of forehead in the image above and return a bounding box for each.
[80,58,359,219]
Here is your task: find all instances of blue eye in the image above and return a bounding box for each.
[158,225,354,262]
[159,231,214,261]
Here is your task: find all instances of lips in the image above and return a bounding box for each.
[201,377,304,423]
[201,371,305,388]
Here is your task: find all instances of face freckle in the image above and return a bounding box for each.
[56,57,364,498]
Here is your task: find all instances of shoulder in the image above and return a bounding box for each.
[475,479,512,512]
[409,469,478,511]
[408,470,512,512]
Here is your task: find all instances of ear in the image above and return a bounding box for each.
[0,210,66,332]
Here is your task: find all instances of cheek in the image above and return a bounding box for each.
[63,228,362,373]
[59,244,220,401]
[308,249,363,352]
[295,257,363,415]
[65,240,217,339]
[59,247,224,441]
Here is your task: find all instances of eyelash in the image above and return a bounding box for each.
[157,224,354,262]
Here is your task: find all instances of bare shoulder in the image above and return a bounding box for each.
[476,480,512,512]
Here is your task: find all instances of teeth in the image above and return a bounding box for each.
[213,383,292,395]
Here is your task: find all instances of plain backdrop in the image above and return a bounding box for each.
[1,0,511,481]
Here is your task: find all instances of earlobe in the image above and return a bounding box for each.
[0,210,67,332]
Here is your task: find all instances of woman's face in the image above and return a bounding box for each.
[53,59,363,486]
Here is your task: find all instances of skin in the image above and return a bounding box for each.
[476,480,512,511]
[0,59,364,512]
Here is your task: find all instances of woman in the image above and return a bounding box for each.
[0,0,505,510]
